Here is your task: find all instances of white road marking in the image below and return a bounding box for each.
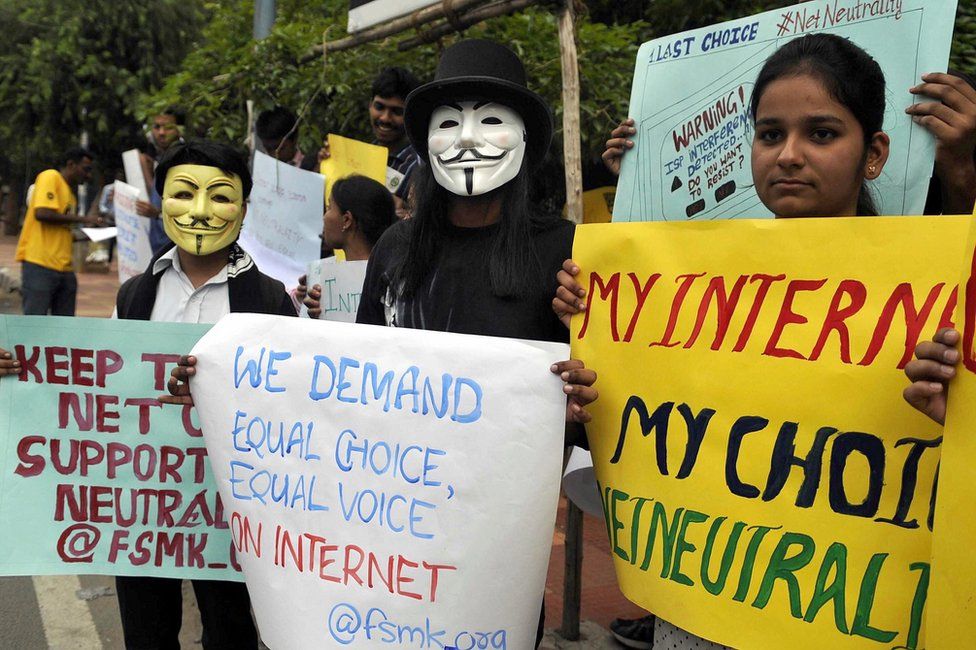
[33,575,102,649]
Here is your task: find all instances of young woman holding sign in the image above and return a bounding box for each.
[296,174,397,318]
[558,32,946,650]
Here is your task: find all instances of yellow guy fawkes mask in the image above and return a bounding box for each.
[161,164,246,256]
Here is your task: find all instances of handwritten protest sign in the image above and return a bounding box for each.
[0,316,239,580]
[113,181,153,283]
[321,134,389,199]
[304,258,368,322]
[571,216,970,649]
[613,0,958,222]
[239,151,324,291]
[927,219,976,648]
[189,314,568,648]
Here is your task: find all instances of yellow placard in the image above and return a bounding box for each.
[571,216,970,649]
[927,215,976,649]
[319,134,388,200]
[583,186,616,224]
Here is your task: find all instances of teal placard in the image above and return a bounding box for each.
[0,316,240,581]
[613,0,959,222]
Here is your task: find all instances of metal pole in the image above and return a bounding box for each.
[253,0,276,40]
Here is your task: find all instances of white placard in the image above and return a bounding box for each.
[239,152,324,292]
[189,314,568,649]
[305,258,368,323]
[121,149,149,201]
[113,182,153,282]
[81,226,118,242]
[347,0,440,33]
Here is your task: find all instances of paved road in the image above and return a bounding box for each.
[0,575,203,649]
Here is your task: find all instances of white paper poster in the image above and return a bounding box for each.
[305,258,368,322]
[239,152,324,291]
[113,181,153,282]
[189,314,568,648]
[81,226,118,242]
[121,149,149,201]
[347,0,440,33]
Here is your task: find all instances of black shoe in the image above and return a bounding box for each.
[610,615,655,649]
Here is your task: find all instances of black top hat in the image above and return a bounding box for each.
[405,39,553,168]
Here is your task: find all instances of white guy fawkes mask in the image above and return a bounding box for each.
[427,101,527,196]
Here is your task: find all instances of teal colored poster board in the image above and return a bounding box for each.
[613,0,959,222]
[0,316,240,581]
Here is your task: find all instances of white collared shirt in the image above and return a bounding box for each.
[149,247,231,324]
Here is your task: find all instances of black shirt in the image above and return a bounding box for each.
[357,217,574,344]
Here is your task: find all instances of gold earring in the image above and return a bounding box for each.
[868,165,877,176]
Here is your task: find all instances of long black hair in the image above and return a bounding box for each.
[331,175,396,248]
[393,162,556,299]
[750,34,886,216]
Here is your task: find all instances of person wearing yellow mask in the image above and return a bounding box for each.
[112,140,294,649]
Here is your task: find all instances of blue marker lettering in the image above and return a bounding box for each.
[233,346,265,388]
[263,350,291,393]
[336,357,360,403]
[308,355,337,400]
[451,377,483,423]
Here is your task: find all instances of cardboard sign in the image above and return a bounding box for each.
[113,181,153,283]
[0,316,239,580]
[189,314,568,648]
[613,0,958,222]
[305,258,368,323]
[239,151,325,291]
[320,134,388,201]
[571,216,970,649]
[927,218,976,648]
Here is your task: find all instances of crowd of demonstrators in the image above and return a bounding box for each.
[14,147,101,316]
[0,10,974,650]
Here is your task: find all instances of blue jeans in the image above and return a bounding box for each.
[21,261,77,316]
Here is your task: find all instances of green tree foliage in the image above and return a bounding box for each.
[143,0,975,205]
[143,0,646,205]
[952,0,976,76]
[0,0,206,182]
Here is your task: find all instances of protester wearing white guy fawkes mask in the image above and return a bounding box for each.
[356,39,598,648]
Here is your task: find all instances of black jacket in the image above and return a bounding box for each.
[116,243,297,320]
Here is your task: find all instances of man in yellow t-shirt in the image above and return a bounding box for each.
[15,147,99,315]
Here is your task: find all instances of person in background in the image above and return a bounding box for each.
[298,174,397,317]
[136,107,186,254]
[255,106,319,170]
[15,147,100,315]
[319,67,422,212]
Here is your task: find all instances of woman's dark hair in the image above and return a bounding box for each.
[330,175,396,248]
[372,67,420,100]
[750,33,886,216]
[154,140,252,198]
[394,163,554,299]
